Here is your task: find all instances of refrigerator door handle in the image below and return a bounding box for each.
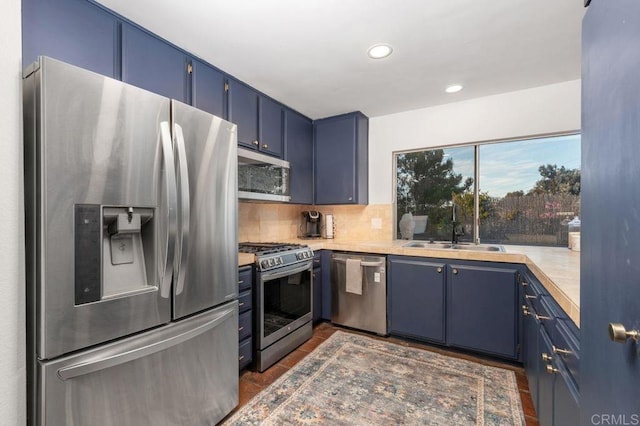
[173,123,190,295]
[160,121,178,298]
[56,305,236,381]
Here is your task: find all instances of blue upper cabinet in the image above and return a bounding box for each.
[22,0,119,78]
[314,112,369,205]
[228,79,259,150]
[285,109,313,204]
[258,96,284,158]
[121,23,188,102]
[192,59,226,119]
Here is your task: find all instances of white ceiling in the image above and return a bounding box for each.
[96,0,584,119]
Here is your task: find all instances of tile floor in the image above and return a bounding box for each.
[229,322,539,425]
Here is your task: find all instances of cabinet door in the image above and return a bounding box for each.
[553,363,580,426]
[537,327,554,426]
[285,109,313,204]
[23,0,119,78]
[523,299,540,413]
[447,264,519,358]
[228,79,259,149]
[388,257,446,343]
[313,267,322,323]
[314,113,369,205]
[320,250,332,320]
[121,24,187,102]
[259,96,283,158]
[192,59,226,119]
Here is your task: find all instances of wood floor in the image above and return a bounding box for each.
[230,322,539,425]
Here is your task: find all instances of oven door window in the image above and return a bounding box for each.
[263,270,311,339]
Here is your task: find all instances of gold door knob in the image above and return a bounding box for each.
[522,305,530,316]
[541,353,553,362]
[262,143,268,149]
[546,364,559,374]
[253,140,259,146]
[608,323,639,343]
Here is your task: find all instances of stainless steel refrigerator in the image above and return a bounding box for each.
[23,56,239,425]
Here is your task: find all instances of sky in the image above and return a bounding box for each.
[443,134,581,197]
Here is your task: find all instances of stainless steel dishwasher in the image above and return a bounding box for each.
[330,252,387,335]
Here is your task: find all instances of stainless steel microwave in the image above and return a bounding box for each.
[238,148,291,202]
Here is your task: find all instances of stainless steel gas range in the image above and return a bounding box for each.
[238,243,314,372]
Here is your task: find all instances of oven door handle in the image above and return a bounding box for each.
[261,262,312,281]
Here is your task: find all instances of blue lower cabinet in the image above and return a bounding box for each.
[238,338,252,371]
[313,266,322,323]
[553,363,580,426]
[320,250,332,320]
[524,270,580,426]
[537,327,555,426]
[388,256,445,343]
[447,264,519,359]
[237,266,253,370]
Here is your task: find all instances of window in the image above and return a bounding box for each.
[395,133,580,246]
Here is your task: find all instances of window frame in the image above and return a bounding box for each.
[392,130,581,244]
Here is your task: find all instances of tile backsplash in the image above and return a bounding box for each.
[238,202,394,242]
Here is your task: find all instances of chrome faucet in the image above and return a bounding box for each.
[451,201,465,244]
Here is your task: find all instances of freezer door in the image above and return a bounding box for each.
[24,57,175,359]
[171,101,238,319]
[330,253,388,335]
[37,302,239,426]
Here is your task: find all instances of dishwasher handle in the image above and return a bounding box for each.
[332,258,385,268]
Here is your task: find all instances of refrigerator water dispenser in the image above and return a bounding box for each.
[102,206,155,299]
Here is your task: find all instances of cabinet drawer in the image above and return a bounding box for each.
[238,266,253,292]
[532,295,556,333]
[238,337,253,370]
[239,311,252,341]
[553,319,580,388]
[238,290,252,314]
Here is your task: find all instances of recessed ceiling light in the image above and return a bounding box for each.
[367,44,393,59]
[445,84,463,93]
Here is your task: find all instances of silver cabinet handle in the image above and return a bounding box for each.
[57,306,235,380]
[608,323,639,343]
[535,314,552,321]
[173,123,190,296]
[238,280,244,285]
[452,268,459,275]
[238,302,245,307]
[159,121,178,299]
[332,259,384,268]
[239,355,245,361]
[552,345,572,355]
[238,326,244,332]
[525,294,537,299]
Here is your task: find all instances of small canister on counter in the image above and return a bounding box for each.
[567,216,581,250]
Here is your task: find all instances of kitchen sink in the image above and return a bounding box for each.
[402,241,454,249]
[402,241,504,252]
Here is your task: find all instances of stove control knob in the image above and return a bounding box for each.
[296,253,302,260]
[269,258,275,266]
[277,257,283,265]
[305,251,310,258]
[261,260,268,269]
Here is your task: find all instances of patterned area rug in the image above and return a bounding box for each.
[225,331,524,425]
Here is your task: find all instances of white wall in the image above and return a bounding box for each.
[0,0,25,424]
[368,80,582,204]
